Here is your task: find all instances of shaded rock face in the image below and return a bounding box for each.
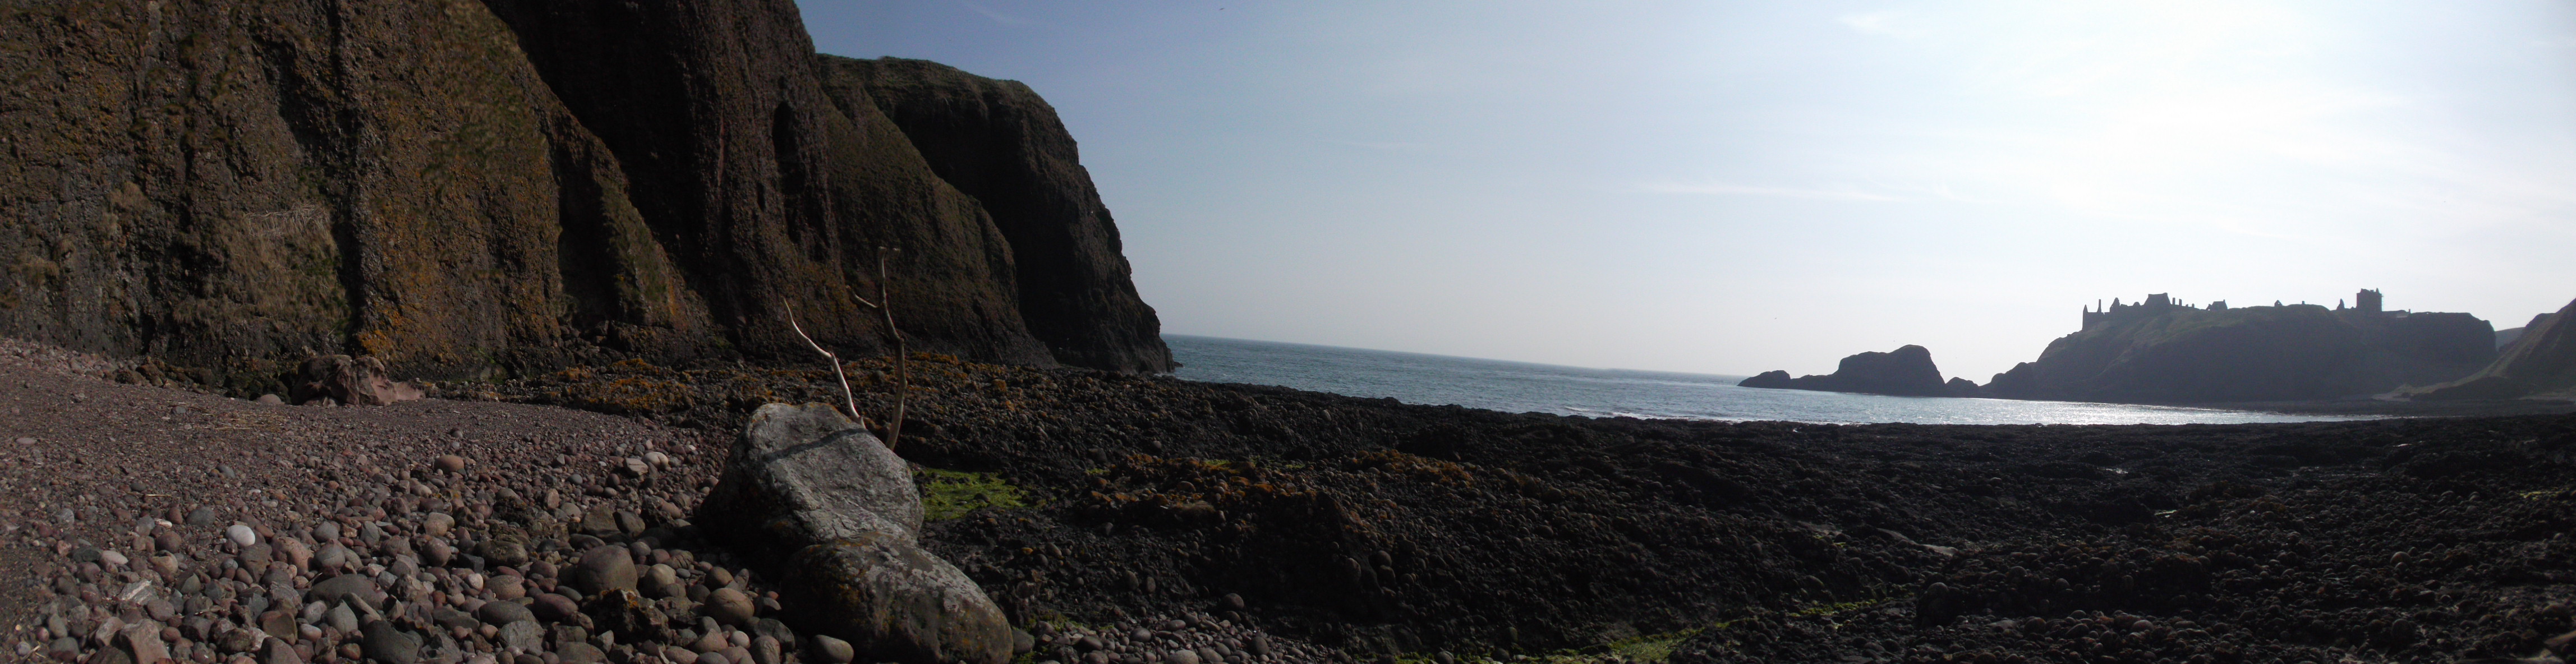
[699,403,1009,664]
[2414,298,2576,402]
[1738,345,1951,397]
[1986,305,2496,403]
[825,57,1174,374]
[0,0,1166,395]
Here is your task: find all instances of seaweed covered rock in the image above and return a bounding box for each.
[698,403,1006,664]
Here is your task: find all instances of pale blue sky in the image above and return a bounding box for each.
[798,1,2576,380]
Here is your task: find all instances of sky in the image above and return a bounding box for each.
[797,1,2576,380]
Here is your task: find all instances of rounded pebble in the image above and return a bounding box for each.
[227,524,259,547]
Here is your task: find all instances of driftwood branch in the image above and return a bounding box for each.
[855,248,910,450]
[784,302,863,425]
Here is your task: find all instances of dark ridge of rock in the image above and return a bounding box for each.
[2412,298,2576,402]
[825,56,1175,373]
[1943,377,1982,398]
[0,0,1166,395]
[1737,345,1951,396]
[2497,312,2554,349]
[1985,305,2496,404]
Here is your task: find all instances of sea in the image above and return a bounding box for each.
[1166,335,2375,426]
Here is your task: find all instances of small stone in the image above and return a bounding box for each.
[1221,593,1245,611]
[256,394,285,405]
[422,540,454,568]
[808,635,854,664]
[360,621,422,664]
[477,539,530,569]
[260,637,303,664]
[531,593,580,622]
[309,574,380,608]
[99,549,130,567]
[259,612,298,642]
[185,507,218,526]
[569,546,639,596]
[614,511,646,538]
[1165,650,1200,664]
[315,543,353,571]
[750,635,781,664]
[436,456,468,473]
[422,514,455,538]
[557,642,608,664]
[117,623,169,664]
[325,605,358,634]
[314,522,342,542]
[641,564,682,599]
[490,575,528,601]
[477,601,535,627]
[227,525,260,547]
[622,458,651,477]
[276,538,312,570]
[705,588,755,626]
[498,620,543,652]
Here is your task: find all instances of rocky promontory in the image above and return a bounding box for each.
[1985,302,2495,403]
[1737,345,1957,397]
[2411,297,2576,402]
[0,0,1171,396]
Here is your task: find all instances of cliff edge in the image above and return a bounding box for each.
[0,0,1171,395]
[2409,298,2576,402]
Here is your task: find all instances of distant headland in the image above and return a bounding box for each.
[1743,288,2574,407]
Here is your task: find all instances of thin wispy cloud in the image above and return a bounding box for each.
[1637,182,1906,202]
[955,1,1029,26]
[1838,11,1915,38]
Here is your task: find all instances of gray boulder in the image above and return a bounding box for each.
[701,403,1009,664]
[783,530,1011,664]
[697,403,923,555]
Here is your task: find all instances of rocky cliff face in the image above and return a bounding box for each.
[0,0,1171,394]
[1738,345,1951,396]
[1985,305,2495,403]
[2412,298,2576,402]
[825,57,1174,374]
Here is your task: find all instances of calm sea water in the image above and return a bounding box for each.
[1166,335,2375,425]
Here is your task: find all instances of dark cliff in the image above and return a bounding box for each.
[1738,345,1952,396]
[822,57,1172,374]
[1984,305,2495,403]
[2411,298,2576,402]
[0,0,1171,394]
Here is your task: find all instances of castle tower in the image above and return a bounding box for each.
[2357,288,2382,313]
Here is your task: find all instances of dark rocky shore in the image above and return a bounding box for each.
[15,340,2576,664]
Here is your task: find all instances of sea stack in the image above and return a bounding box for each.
[1739,344,1955,396]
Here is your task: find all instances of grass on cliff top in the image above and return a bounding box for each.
[916,467,1027,520]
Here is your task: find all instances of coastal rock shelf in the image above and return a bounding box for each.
[11,335,2576,664]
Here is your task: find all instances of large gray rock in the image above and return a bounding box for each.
[702,403,1009,664]
[697,403,923,554]
[783,530,1011,664]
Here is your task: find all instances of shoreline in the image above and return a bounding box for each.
[13,344,2576,663]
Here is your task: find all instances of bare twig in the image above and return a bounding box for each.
[784,302,862,424]
[853,247,909,450]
